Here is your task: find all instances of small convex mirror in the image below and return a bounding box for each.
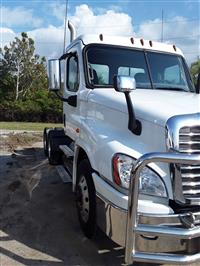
[48,59,61,91]
[113,75,136,92]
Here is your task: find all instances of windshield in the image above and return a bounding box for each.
[85,45,194,92]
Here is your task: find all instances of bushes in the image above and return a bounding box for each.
[0,92,62,123]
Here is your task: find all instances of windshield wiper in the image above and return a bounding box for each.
[155,87,188,92]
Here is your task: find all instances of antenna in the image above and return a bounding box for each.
[63,0,69,54]
[161,9,164,42]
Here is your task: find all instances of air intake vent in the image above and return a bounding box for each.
[179,126,200,201]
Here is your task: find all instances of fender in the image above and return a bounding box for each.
[72,139,96,192]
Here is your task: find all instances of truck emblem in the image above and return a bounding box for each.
[180,212,196,228]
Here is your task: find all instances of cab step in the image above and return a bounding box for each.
[59,145,74,158]
[56,165,72,183]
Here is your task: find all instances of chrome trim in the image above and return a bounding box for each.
[166,113,200,151]
[96,192,127,246]
[96,192,127,212]
[136,224,200,238]
[95,189,200,262]
[125,152,200,265]
[132,252,200,265]
[166,113,200,204]
[181,165,200,170]
[182,173,200,178]
[182,181,200,186]
[68,20,76,42]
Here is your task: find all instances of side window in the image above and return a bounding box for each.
[66,55,79,92]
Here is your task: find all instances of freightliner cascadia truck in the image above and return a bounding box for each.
[44,21,200,265]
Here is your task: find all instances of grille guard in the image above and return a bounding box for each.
[125,152,200,265]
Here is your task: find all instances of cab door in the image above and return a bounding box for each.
[63,50,81,141]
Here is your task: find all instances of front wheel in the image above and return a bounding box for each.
[76,159,96,238]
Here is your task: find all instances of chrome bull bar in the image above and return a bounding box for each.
[125,152,200,265]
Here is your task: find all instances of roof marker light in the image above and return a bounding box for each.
[149,40,153,47]
[130,37,134,44]
[173,44,177,51]
[99,34,103,41]
[140,39,144,46]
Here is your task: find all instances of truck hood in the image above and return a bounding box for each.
[88,89,200,127]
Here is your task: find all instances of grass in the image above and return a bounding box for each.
[0,122,63,131]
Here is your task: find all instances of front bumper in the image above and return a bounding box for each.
[126,152,200,265]
[95,152,200,265]
[96,193,200,265]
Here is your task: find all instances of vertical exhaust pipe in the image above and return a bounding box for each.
[68,21,76,42]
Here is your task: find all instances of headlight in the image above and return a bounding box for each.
[112,153,167,197]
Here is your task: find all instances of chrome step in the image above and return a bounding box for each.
[56,165,72,183]
[59,145,74,157]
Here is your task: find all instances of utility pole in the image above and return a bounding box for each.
[63,0,69,54]
[161,9,164,42]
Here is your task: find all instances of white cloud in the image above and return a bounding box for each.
[0,27,16,49]
[50,2,66,22]
[1,5,199,65]
[27,25,64,59]
[1,6,43,28]
[137,16,200,64]
[70,4,133,36]
[1,4,133,59]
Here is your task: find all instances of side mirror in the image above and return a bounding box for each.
[48,59,61,91]
[196,72,200,94]
[113,75,141,136]
[113,75,136,92]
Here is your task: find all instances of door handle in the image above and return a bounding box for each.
[67,95,77,107]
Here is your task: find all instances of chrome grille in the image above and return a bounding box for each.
[179,126,200,200]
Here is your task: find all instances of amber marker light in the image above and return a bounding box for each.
[99,34,103,41]
[130,37,134,44]
[173,44,177,51]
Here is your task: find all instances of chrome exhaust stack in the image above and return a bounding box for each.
[68,21,76,42]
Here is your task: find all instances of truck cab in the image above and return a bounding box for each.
[45,21,200,265]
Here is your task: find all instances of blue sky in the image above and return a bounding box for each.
[1,0,200,64]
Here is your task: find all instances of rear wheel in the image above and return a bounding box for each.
[76,159,96,238]
[43,127,52,156]
[47,130,64,165]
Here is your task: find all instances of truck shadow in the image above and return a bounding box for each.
[0,147,154,266]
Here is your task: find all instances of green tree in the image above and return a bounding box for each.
[0,32,47,100]
[190,59,200,86]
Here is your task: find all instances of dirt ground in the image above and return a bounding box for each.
[0,132,199,266]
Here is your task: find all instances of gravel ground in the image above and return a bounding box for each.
[0,132,199,266]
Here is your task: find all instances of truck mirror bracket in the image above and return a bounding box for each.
[124,92,142,136]
[54,91,77,107]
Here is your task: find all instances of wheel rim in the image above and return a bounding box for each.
[77,175,89,223]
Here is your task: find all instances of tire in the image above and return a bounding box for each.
[47,130,62,165]
[76,159,96,238]
[43,127,52,156]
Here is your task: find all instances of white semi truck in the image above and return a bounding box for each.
[44,21,200,265]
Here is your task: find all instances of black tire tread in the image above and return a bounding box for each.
[76,159,96,238]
